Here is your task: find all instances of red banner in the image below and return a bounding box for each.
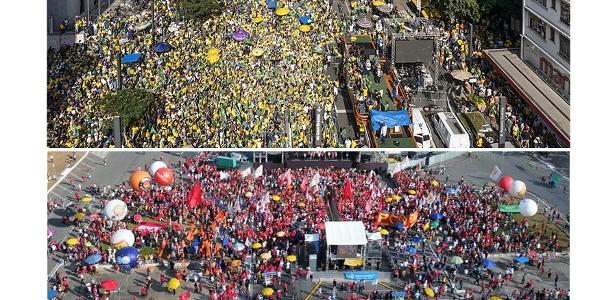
[135,221,165,233]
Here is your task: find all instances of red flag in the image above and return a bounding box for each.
[179,290,191,300]
[187,182,202,209]
[364,191,372,212]
[343,179,352,200]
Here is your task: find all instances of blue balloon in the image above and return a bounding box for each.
[115,246,139,270]
[48,290,57,299]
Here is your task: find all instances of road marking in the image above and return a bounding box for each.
[378,281,394,290]
[47,151,90,193]
[304,280,321,300]
[49,191,67,201]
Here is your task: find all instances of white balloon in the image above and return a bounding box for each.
[149,161,167,176]
[104,199,128,221]
[111,229,135,249]
[509,180,527,197]
[519,199,538,217]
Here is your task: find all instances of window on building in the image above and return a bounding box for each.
[535,0,547,7]
[551,0,557,9]
[561,2,570,25]
[550,27,555,42]
[529,13,546,39]
[559,36,570,61]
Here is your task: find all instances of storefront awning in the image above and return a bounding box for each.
[483,49,570,146]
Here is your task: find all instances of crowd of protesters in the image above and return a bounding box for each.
[48,153,568,299]
[48,0,347,148]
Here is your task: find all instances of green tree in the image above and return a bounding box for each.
[178,0,224,21]
[427,0,496,22]
[101,89,157,132]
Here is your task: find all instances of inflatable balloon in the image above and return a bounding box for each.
[498,176,513,192]
[130,171,152,192]
[104,199,128,221]
[154,167,174,186]
[115,246,139,270]
[110,229,135,249]
[510,180,527,197]
[149,161,167,177]
[519,199,538,217]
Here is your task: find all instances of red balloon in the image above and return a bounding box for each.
[498,176,513,192]
[155,167,174,186]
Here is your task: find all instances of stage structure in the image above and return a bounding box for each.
[325,221,368,271]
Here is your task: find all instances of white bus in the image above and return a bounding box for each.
[432,112,470,148]
[411,108,432,148]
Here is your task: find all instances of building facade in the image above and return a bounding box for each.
[48,0,113,34]
[521,0,570,96]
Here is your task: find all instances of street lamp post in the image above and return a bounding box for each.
[152,0,156,44]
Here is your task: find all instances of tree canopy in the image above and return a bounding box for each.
[101,89,157,132]
[178,0,224,21]
[427,0,497,23]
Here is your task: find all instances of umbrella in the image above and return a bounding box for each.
[265,0,277,9]
[81,196,91,203]
[153,42,172,53]
[299,25,311,32]
[356,16,373,29]
[373,0,386,5]
[48,228,54,238]
[412,236,423,243]
[450,256,464,265]
[430,212,443,220]
[133,214,143,223]
[385,197,393,203]
[450,69,472,81]
[73,212,85,219]
[208,48,220,56]
[431,179,439,187]
[287,255,297,262]
[66,238,79,246]
[430,221,440,228]
[424,287,435,298]
[406,246,416,254]
[298,15,313,25]
[393,222,406,230]
[233,29,249,41]
[392,195,401,201]
[272,195,281,202]
[207,54,220,63]
[48,290,57,299]
[84,253,102,265]
[187,262,202,270]
[376,4,393,13]
[275,7,290,16]
[481,259,496,269]
[260,252,272,260]
[490,297,503,300]
[408,189,417,195]
[297,202,305,208]
[515,256,530,264]
[251,48,265,57]
[254,16,264,23]
[262,287,274,296]
[379,229,389,235]
[233,242,245,251]
[167,278,181,290]
[120,53,142,64]
[231,259,242,267]
[252,242,263,250]
[100,279,119,291]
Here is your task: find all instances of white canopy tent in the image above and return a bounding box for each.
[324,221,368,270]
